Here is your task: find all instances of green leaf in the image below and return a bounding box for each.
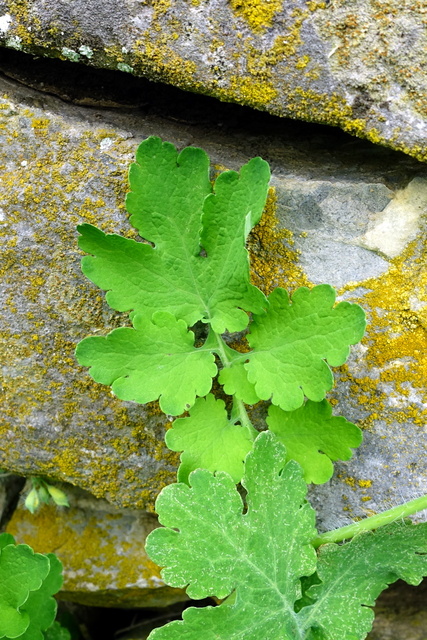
[165,394,254,484]
[218,362,261,405]
[244,285,366,411]
[0,543,50,638]
[76,311,217,415]
[45,486,69,508]
[266,400,362,484]
[146,431,318,639]
[298,522,427,639]
[17,554,63,640]
[145,434,427,640]
[24,489,40,515]
[0,534,15,552]
[43,622,71,640]
[78,137,270,334]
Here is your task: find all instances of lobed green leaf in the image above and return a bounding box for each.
[78,137,270,334]
[244,285,366,411]
[267,400,362,484]
[0,535,63,640]
[299,521,427,639]
[146,434,427,640]
[76,311,217,415]
[146,432,318,639]
[165,394,254,483]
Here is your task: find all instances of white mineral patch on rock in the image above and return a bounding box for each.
[0,13,11,33]
[361,177,427,259]
[78,45,93,58]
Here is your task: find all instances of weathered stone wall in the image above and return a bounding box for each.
[1,69,426,521]
[6,483,186,608]
[0,57,426,609]
[0,0,426,160]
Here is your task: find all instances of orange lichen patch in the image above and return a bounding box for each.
[229,0,284,32]
[7,503,185,607]
[248,187,311,295]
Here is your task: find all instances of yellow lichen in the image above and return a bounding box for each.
[296,55,310,69]
[7,503,185,607]
[336,239,427,431]
[0,98,178,510]
[229,0,284,32]
[229,76,277,107]
[248,188,311,294]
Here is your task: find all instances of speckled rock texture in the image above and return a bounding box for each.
[6,484,186,608]
[0,67,426,536]
[0,0,426,161]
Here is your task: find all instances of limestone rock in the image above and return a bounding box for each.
[0,70,426,531]
[6,483,186,608]
[368,580,427,640]
[0,0,426,160]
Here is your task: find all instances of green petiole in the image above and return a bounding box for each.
[211,331,258,439]
[313,492,427,548]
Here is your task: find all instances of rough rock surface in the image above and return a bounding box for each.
[0,66,426,536]
[368,580,427,640]
[0,0,426,161]
[6,483,186,608]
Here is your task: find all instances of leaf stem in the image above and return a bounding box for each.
[212,332,258,439]
[312,493,427,548]
[232,397,258,438]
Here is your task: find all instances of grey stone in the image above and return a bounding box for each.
[0,0,426,160]
[0,70,426,535]
[6,483,186,608]
[367,580,427,640]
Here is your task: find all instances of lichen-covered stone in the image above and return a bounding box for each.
[6,484,186,608]
[0,0,426,160]
[0,72,426,532]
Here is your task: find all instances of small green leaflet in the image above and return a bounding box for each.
[78,136,270,334]
[267,400,362,484]
[146,432,427,640]
[218,361,260,405]
[0,534,63,640]
[76,311,217,415]
[243,285,366,411]
[165,394,253,483]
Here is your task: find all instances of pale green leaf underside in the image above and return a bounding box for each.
[0,536,62,640]
[146,432,318,639]
[245,285,366,411]
[146,435,427,640]
[300,522,427,640]
[78,136,270,334]
[267,400,362,484]
[165,394,253,483]
[75,311,217,415]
